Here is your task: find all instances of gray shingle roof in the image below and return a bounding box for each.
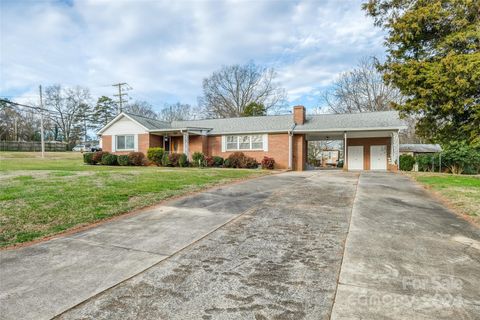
[400,144,442,153]
[125,112,171,130]
[123,110,405,135]
[171,115,293,134]
[295,111,406,132]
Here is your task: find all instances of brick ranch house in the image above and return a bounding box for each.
[97,106,406,171]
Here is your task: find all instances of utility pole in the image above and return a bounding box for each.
[112,82,130,113]
[39,85,45,158]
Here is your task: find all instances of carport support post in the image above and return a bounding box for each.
[343,131,347,171]
[183,132,189,159]
[288,132,293,170]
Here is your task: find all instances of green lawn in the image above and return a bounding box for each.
[407,172,480,224]
[0,152,267,247]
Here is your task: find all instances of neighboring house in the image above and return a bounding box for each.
[400,144,443,172]
[399,144,442,156]
[318,149,340,167]
[98,106,406,171]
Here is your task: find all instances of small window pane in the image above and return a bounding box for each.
[117,136,125,150]
[125,135,134,149]
[226,136,236,143]
[251,135,263,149]
[239,136,250,149]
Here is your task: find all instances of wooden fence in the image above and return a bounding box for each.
[0,141,68,152]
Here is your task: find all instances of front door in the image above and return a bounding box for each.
[348,146,364,170]
[370,145,387,170]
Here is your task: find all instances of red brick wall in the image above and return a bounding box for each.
[102,135,112,152]
[150,134,163,148]
[293,134,306,171]
[207,134,290,169]
[137,134,150,155]
[293,106,305,125]
[346,137,391,170]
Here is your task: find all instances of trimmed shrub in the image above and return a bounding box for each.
[242,156,259,169]
[205,156,215,167]
[147,147,164,166]
[92,151,108,164]
[168,153,182,167]
[399,154,415,171]
[225,152,258,169]
[192,152,205,167]
[161,152,171,166]
[83,152,95,165]
[225,152,243,168]
[213,156,224,167]
[128,152,145,166]
[205,156,224,167]
[261,156,275,170]
[178,153,188,167]
[416,154,434,172]
[117,155,130,166]
[101,153,118,166]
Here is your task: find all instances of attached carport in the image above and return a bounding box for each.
[293,111,406,172]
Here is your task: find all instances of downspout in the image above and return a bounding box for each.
[288,124,296,170]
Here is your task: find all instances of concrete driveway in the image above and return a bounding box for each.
[1,171,479,319]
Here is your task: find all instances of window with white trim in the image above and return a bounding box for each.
[116,135,135,150]
[225,135,264,151]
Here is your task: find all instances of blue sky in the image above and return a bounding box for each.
[0,0,385,112]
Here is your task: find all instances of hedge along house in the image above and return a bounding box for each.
[97,106,406,171]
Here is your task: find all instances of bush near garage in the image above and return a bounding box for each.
[399,154,415,171]
[117,155,130,166]
[147,147,164,166]
[261,156,275,170]
[128,152,146,166]
[101,153,118,166]
[83,152,96,165]
[92,151,109,164]
[416,154,435,172]
[440,141,480,174]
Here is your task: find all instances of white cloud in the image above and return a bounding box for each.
[0,0,385,110]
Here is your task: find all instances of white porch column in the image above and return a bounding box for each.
[288,132,293,170]
[183,132,189,158]
[344,131,347,170]
[392,131,400,166]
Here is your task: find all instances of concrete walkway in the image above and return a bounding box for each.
[331,173,480,319]
[0,173,300,320]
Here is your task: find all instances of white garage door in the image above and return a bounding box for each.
[370,145,387,170]
[348,146,364,170]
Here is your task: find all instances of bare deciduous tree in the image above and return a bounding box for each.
[124,100,158,119]
[200,62,287,118]
[44,85,91,146]
[324,58,405,114]
[158,102,194,121]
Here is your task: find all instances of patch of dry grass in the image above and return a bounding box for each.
[406,172,480,225]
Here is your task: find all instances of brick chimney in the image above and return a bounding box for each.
[293,105,305,125]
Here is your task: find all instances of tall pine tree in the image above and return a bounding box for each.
[363,0,480,144]
[92,96,118,131]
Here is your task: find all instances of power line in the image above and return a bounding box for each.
[112,82,131,112]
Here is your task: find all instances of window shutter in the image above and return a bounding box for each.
[221,136,226,152]
[263,134,268,151]
[112,136,116,152]
[134,134,138,151]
